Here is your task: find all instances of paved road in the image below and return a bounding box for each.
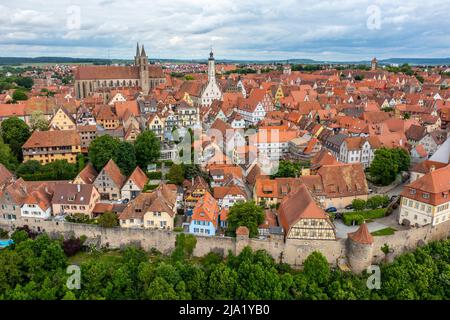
[334,220,388,238]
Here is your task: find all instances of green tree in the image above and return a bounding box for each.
[134,131,160,170]
[12,89,28,101]
[97,211,119,228]
[171,233,197,261]
[227,201,265,238]
[15,77,33,89]
[352,199,367,211]
[42,160,77,180]
[29,110,49,131]
[369,148,399,185]
[114,141,136,176]
[166,164,185,185]
[1,117,31,161]
[0,137,18,171]
[303,251,330,285]
[88,135,121,171]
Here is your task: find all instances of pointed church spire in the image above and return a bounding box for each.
[209,47,214,60]
[136,42,140,57]
[141,44,146,57]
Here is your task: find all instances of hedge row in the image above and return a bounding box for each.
[343,208,387,226]
[147,171,163,180]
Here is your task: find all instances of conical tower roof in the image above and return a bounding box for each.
[141,45,146,57]
[348,223,374,245]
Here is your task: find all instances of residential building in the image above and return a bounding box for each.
[399,165,450,227]
[189,192,219,237]
[22,130,81,164]
[121,166,148,200]
[94,159,126,201]
[278,184,336,240]
[119,184,177,229]
[52,183,100,218]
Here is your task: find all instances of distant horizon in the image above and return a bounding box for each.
[1,55,450,65]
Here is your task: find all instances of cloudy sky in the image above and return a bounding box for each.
[0,0,449,61]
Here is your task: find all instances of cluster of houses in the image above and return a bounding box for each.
[1,48,450,241]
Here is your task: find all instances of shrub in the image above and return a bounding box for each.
[343,214,365,226]
[173,227,184,232]
[62,237,82,257]
[0,228,8,239]
[352,199,367,211]
[343,209,387,226]
[147,171,162,180]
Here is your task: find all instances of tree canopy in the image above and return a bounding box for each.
[1,117,31,162]
[134,131,161,170]
[369,148,410,186]
[0,229,448,300]
[227,201,265,238]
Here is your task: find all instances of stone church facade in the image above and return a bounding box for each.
[74,44,166,99]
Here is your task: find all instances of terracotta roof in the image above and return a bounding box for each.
[213,185,247,200]
[348,223,374,244]
[76,163,98,184]
[191,192,219,226]
[119,184,177,220]
[23,130,80,148]
[52,183,97,205]
[411,160,447,174]
[236,226,249,236]
[101,159,126,188]
[278,184,330,236]
[0,164,13,187]
[318,163,368,197]
[406,124,427,142]
[127,166,148,190]
[401,165,450,206]
[74,65,164,80]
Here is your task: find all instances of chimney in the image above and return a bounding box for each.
[77,184,81,193]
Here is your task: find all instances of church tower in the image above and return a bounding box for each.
[371,57,378,71]
[201,49,222,107]
[208,49,216,84]
[137,44,150,95]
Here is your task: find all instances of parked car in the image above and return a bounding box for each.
[344,204,353,210]
[325,207,337,213]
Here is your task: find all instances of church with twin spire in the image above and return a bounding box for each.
[74,43,165,99]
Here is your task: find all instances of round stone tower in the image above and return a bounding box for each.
[346,223,374,274]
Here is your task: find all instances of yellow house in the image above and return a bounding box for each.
[22,130,81,164]
[147,114,164,141]
[119,184,177,230]
[183,92,194,106]
[48,107,76,130]
[272,85,284,104]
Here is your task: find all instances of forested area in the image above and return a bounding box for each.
[0,228,448,300]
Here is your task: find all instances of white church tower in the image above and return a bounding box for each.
[201,49,222,107]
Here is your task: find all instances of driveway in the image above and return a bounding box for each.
[334,220,389,238]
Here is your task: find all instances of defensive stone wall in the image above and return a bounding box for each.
[1,218,449,270]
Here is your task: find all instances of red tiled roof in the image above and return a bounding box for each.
[348,223,374,244]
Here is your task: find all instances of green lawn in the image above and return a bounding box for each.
[371,227,397,236]
[67,250,124,266]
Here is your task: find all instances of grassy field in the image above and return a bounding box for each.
[67,250,124,266]
[371,227,397,236]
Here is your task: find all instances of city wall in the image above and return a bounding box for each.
[1,218,449,269]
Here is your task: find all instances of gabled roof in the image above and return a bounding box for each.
[127,166,148,190]
[23,130,80,148]
[278,184,330,236]
[75,163,98,184]
[100,159,126,188]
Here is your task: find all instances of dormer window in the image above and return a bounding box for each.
[410,189,416,195]
[68,195,75,201]
[422,193,430,199]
